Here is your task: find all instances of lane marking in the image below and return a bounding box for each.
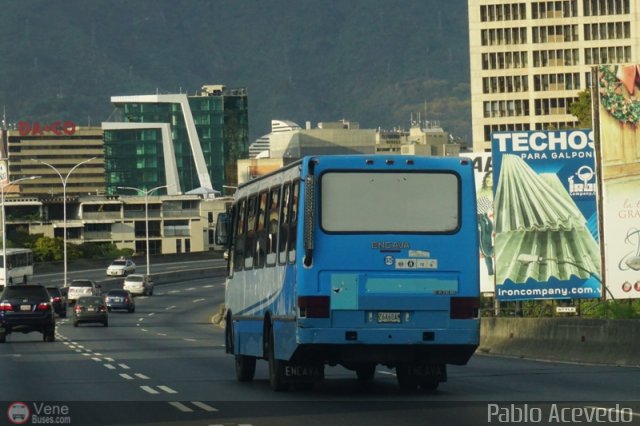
[104,364,116,370]
[138,318,145,322]
[141,329,148,332]
[186,287,196,291]
[134,373,149,380]
[140,386,159,394]
[168,402,193,412]
[120,374,134,380]
[193,298,205,303]
[157,333,168,337]
[158,385,178,394]
[82,353,91,357]
[147,313,155,317]
[183,338,197,342]
[191,401,218,412]
[203,285,214,288]
[104,357,115,362]
[91,357,102,362]
[118,364,130,370]
[165,306,176,310]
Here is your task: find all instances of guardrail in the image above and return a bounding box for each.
[479,317,640,367]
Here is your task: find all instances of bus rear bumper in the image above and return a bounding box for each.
[294,327,479,365]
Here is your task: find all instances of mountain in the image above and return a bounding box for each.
[0,0,470,143]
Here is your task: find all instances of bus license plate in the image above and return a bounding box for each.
[377,312,401,323]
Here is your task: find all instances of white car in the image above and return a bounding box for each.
[123,274,154,296]
[66,279,100,304]
[107,258,136,276]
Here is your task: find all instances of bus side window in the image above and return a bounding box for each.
[279,183,291,264]
[245,194,258,269]
[266,186,280,266]
[254,191,268,269]
[233,199,247,272]
[288,180,300,263]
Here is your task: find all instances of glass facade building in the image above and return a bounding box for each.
[103,85,248,195]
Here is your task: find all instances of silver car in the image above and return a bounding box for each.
[123,274,154,296]
[106,258,136,276]
[66,279,100,304]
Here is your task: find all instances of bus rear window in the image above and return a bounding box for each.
[320,172,459,233]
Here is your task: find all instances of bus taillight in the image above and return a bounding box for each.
[450,297,480,319]
[298,296,330,318]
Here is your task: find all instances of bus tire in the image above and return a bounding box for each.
[419,377,440,391]
[396,365,419,391]
[267,326,289,392]
[235,355,256,382]
[355,363,376,381]
[225,313,234,354]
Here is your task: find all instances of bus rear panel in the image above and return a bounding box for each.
[223,155,480,391]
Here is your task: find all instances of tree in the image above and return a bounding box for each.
[33,236,64,262]
[569,90,592,128]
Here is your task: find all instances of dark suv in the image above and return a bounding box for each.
[0,285,56,343]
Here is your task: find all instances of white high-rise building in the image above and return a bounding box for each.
[468,0,640,152]
[248,120,301,158]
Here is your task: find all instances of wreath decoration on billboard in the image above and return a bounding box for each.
[599,64,640,125]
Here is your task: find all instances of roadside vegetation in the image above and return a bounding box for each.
[4,230,133,262]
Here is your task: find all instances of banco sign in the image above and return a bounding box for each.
[18,121,77,137]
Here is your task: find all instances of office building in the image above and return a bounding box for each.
[5,125,105,196]
[468,0,639,151]
[103,84,249,195]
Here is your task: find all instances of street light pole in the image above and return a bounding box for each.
[31,157,96,287]
[2,176,40,285]
[117,185,169,276]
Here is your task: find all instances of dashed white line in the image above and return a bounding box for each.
[193,298,205,303]
[168,402,193,412]
[94,353,103,356]
[138,318,145,321]
[203,285,214,288]
[141,329,148,332]
[190,401,218,412]
[183,338,197,342]
[140,386,159,394]
[185,287,196,291]
[158,385,178,394]
[134,373,149,380]
[82,353,91,357]
[104,364,116,370]
[75,349,82,353]
[165,305,176,310]
[104,357,115,362]
[156,333,168,337]
[119,373,134,380]
[147,313,155,317]
[91,357,102,362]
[118,364,130,370]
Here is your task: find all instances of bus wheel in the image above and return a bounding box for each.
[419,377,440,391]
[355,364,376,381]
[224,313,234,354]
[235,355,256,382]
[396,365,419,391]
[267,326,289,392]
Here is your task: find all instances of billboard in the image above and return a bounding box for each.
[596,64,640,299]
[466,152,495,294]
[491,130,601,301]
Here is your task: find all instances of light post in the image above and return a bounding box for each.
[117,185,169,276]
[31,157,96,287]
[2,176,40,285]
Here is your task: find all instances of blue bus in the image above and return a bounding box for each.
[216,155,480,391]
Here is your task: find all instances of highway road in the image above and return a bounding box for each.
[1,269,639,425]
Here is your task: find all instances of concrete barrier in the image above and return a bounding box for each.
[479,317,640,367]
